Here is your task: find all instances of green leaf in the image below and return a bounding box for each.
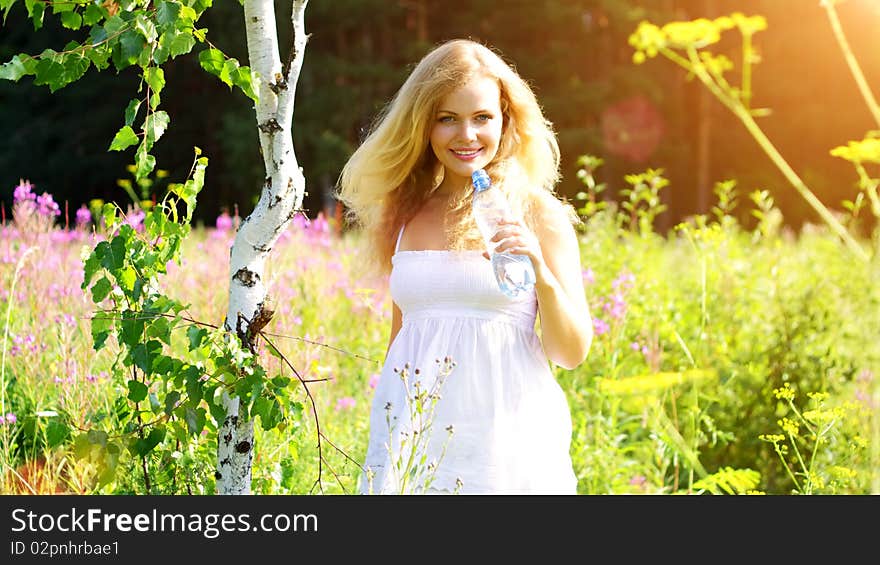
[156,1,180,27]
[113,30,145,72]
[187,326,207,351]
[85,43,111,71]
[106,232,127,271]
[127,380,149,403]
[144,110,169,144]
[51,1,75,14]
[131,340,162,374]
[231,66,258,103]
[152,354,174,376]
[73,433,91,459]
[103,15,126,36]
[145,425,165,450]
[198,48,229,85]
[82,243,105,288]
[145,316,172,345]
[220,57,238,88]
[254,397,282,431]
[185,366,203,404]
[1,0,18,24]
[132,425,165,456]
[271,375,291,388]
[45,419,70,448]
[178,156,207,221]
[60,10,82,30]
[90,312,114,350]
[119,311,145,347]
[155,28,195,64]
[0,55,30,81]
[184,405,206,436]
[168,29,195,58]
[164,390,180,417]
[178,5,197,25]
[25,0,44,30]
[124,99,141,127]
[135,141,156,180]
[97,444,120,488]
[61,50,90,85]
[83,3,103,26]
[117,265,137,292]
[206,388,226,424]
[134,14,157,44]
[90,277,113,303]
[109,125,138,151]
[87,429,109,447]
[33,56,65,92]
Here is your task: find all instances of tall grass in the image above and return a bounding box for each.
[0,177,876,494]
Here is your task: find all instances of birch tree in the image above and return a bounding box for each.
[217,0,309,495]
[1,0,311,495]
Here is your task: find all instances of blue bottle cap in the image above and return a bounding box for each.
[472,169,491,192]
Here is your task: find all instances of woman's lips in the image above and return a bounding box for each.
[450,148,482,161]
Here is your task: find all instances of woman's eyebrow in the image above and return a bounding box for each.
[436,108,494,115]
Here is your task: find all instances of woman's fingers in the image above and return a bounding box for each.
[491,221,540,258]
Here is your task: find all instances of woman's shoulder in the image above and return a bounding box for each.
[527,189,580,227]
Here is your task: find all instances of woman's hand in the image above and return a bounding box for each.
[486,219,549,281]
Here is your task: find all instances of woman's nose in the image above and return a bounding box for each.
[458,121,478,140]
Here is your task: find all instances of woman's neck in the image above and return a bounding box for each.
[433,173,469,197]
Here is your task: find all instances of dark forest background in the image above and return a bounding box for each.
[1,0,878,233]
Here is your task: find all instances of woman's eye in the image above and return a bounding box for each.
[476,114,492,122]
[438,116,455,123]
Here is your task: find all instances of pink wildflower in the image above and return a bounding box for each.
[215,212,233,231]
[75,205,91,227]
[335,397,356,411]
[36,192,60,217]
[582,268,595,284]
[12,180,36,203]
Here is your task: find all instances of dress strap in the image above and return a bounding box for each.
[394,224,406,253]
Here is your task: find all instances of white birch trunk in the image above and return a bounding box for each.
[216,0,309,495]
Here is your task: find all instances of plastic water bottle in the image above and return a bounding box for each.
[471,169,536,298]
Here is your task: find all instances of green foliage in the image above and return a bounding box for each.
[74,151,304,492]
[1,173,875,493]
[691,467,761,495]
[197,47,257,103]
[567,152,878,495]
[1,0,257,183]
[759,384,867,494]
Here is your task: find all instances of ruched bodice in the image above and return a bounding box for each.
[391,249,537,330]
[359,246,577,495]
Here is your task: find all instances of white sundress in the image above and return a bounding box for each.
[359,226,578,495]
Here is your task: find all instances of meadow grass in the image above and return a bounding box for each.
[0,191,877,495]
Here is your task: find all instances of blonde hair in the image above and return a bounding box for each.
[336,38,577,276]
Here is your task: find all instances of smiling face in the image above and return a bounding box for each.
[429,75,504,193]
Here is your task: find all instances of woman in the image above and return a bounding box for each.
[336,39,592,494]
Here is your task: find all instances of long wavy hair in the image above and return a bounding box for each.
[336,38,576,276]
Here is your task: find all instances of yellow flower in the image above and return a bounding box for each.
[779,417,799,436]
[830,137,880,164]
[773,382,796,401]
[730,13,767,35]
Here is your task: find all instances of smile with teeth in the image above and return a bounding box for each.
[451,148,482,159]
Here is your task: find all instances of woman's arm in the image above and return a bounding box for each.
[490,200,593,369]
